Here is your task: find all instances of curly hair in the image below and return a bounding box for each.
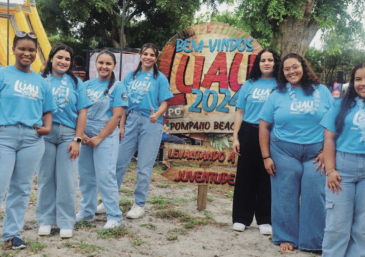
[249,49,281,81]
[335,62,365,135]
[42,43,78,88]
[277,53,320,95]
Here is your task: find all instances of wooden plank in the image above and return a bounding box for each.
[161,167,236,187]
[163,143,238,167]
[197,185,208,211]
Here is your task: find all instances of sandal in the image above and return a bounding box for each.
[280,242,294,252]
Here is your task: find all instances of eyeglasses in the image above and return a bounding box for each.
[15,31,37,39]
[284,65,301,72]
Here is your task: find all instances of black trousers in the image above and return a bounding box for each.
[232,121,271,226]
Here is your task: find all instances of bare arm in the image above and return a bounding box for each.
[67,108,87,161]
[119,112,127,140]
[232,109,245,155]
[259,119,276,177]
[34,112,52,135]
[88,107,125,147]
[150,101,168,123]
[323,129,342,194]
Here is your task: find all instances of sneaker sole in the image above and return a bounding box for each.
[260,231,272,235]
[12,244,26,250]
[38,231,51,236]
[233,227,245,232]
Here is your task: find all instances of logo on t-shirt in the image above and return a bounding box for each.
[121,92,128,102]
[14,80,39,100]
[290,101,314,114]
[353,110,365,130]
[87,89,103,102]
[52,86,70,113]
[252,88,270,102]
[128,80,151,103]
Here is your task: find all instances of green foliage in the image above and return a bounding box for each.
[25,238,46,254]
[96,227,129,239]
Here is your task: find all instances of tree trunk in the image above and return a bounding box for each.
[275,0,319,57]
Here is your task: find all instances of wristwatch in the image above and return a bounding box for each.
[74,137,82,143]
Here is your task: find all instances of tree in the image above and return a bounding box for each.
[37,0,229,50]
[205,0,365,57]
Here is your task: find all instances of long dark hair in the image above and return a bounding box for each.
[249,49,281,81]
[335,62,365,135]
[132,43,159,79]
[277,53,320,95]
[96,50,116,95]
[42,43,78,88]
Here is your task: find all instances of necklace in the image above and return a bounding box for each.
[286,83,320,115]
[355,96,365,143]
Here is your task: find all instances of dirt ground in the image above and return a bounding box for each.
[0,160,321,257]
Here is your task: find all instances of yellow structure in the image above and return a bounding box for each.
[0,0,50,72]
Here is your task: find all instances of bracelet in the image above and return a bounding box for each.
[262,156,271,160]
[326,169,336,176]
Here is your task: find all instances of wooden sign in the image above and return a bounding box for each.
[161,167,235,187]
[159,22,262,133]
[163,143,238,167]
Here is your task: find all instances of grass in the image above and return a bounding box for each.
[166,235,178,241]
[156,184,170,188]
[25,238,46,254]
[96,227,130,239]
[207,195,214,202]
[23,220,37,231]
[0,251,12,257]
[74,221,96,230]
[123,177,137,183]
[119,188,133,196]
[130,238,145,247]
[147,197,173,209]
[173,228,186,235]
[63,241,105,256]
[119,199,133,213]
[140,223,156,230]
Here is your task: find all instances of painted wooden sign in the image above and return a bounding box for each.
[163,143,238,167]
[159,22,262,133]
[161,167,235,187]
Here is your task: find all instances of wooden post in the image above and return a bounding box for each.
[197,185,208,211]
[197,141,211,211]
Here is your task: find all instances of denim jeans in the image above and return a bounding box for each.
[36,123,78,229]
[116,110,163,207]
[322,152,365,257]
[77,94,122,223]
[0,125,45,241]
[270,133,325,250]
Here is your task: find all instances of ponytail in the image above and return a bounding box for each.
[105,71,116,95]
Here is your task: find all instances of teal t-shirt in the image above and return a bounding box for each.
[236,78,277,124]
[85,78,128,118]
[122,70,173,124]
[44,74,93,129]
[320,99,365,154]
[259,84,334,144]
[0,65,56,127]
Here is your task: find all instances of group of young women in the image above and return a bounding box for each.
[0,32,364,255]
[0,32,171,249]
[233,48,365,256]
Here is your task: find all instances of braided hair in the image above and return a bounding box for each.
[132,43,160,79]
[277,53,320,95]
[334,62,365,135]
[96,50,116,95]
[42,43,78,88]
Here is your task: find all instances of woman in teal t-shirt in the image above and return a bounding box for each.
[259,53,334,252]
[232,49,280,235]
[0,33,55,249]
[320,63,365,256]
[36,44,92,239]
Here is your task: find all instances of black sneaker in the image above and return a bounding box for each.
[10,237,26,250]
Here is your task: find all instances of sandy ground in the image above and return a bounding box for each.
[0,160,321,257]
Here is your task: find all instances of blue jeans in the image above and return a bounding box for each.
[322,152,365,257]
[0,125,45,241]
[36,123,78,229]
[270,134,325,250]
[116,110,163,207]
[78,127,122,222]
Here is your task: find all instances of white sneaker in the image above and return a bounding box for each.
[60,229,73,238]
[76,213,94,222]
[258,224,272,235]
[233,223,246,232]
[38,225,52,236]
[103,220,121,230]
[126,204,145,219]
[96,203,106,214]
